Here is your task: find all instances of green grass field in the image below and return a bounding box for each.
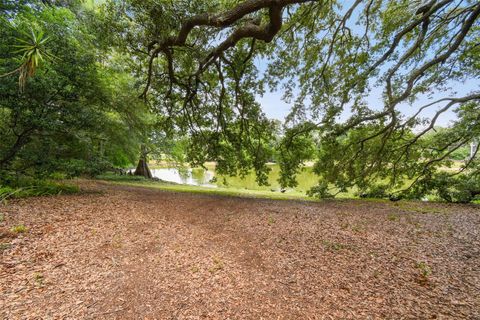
[96,172,318,201]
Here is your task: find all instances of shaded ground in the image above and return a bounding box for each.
[1,181,479,319]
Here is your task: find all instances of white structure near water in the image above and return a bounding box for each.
[471,139,478,159]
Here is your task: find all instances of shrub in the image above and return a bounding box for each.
[0,186,17,201]
[307,181,334,198]
[49,172,67,180]
[408,173,480,203]
[61,158,112,178]
[0,180,79,201]
[358,184,389,199]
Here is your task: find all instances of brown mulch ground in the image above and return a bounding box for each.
[1,181,479,319]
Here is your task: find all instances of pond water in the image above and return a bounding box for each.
[150,165,319,193]
[151,168,217,188]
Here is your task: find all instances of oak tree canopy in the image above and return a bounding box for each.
[1,0,479,201]
[96,0,480,199]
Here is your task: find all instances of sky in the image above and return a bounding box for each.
[256,73,480,128]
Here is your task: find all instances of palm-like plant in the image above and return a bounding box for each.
[1,26,54,91]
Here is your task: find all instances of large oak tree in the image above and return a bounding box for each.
[56,0,480,199]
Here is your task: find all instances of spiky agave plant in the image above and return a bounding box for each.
[1,26,55,91]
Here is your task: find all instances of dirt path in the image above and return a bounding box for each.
[1,181,479,319]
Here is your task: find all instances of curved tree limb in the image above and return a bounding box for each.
[140,0,318,98]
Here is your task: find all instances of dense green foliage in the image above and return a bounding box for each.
[1,0,479,202]
[93,0,479,202]
[0,180,79,202]
[0,1,147,187]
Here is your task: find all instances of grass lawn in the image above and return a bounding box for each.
[96,173,317,201]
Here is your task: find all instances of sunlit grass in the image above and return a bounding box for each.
[97,172,314,200]
[101,162,361,200]
[107,179,316,201]
[109,162,478,203]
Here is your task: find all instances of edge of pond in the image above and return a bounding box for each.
[95,179,480,210]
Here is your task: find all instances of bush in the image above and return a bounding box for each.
[407,172,480,203]
[61,158,112,178]
[0,180,79,201]
[358,184,389,199]
[49,172,67,180]
[307,181,334,198]
[0,186,17,200]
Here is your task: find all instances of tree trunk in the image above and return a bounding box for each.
[0,127,35,169]
[134,157,152,178]
[134,145,152,178]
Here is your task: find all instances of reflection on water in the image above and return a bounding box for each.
[151,165,318,192]
[151,168,216,188]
